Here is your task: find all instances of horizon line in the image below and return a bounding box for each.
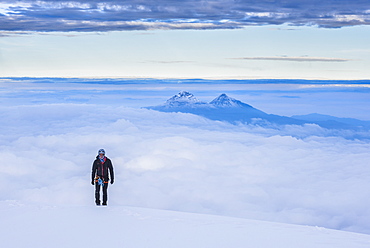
[1,76,370,81]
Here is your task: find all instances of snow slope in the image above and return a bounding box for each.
[2,202,370,248]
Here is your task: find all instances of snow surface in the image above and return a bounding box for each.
[2,202,370,248]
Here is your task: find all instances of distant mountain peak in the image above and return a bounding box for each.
[164,91,206,108]
[210,94,237,107]
[151,91,259,111]
[210,93,253,108]
[167,91,198,103]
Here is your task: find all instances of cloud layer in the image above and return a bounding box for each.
[1,102,370,235]
[0,0,370,32]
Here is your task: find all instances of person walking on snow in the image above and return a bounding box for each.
[91,149,114,206]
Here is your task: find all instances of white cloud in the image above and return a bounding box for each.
[33,1,91,9]
[0,2,32,16]
[333,14,367,23]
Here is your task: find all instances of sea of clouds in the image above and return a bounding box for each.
[1,78,370,234]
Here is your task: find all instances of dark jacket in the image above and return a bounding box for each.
[91,156,114,182]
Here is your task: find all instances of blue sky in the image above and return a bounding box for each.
[0,0,370,79]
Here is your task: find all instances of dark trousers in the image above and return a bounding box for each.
[95,182,109,205]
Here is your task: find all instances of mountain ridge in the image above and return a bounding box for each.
[146,91,304,125]
[146,91,370,130]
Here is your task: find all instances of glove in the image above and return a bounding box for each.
[111,179,114,184]
[91,180,95,185]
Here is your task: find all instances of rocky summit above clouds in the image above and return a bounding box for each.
[146,91,370,131]
[210,93,245,108]
[164,91,207,108]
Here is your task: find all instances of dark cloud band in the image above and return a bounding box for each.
[234,56,351,62]
[0,0,369,32]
